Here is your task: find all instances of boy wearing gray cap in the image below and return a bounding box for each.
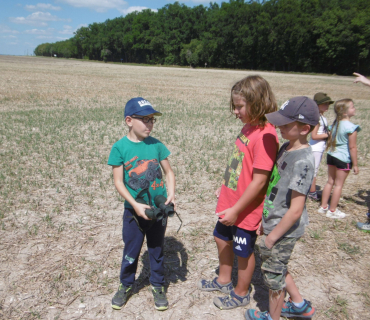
[245,97,318,320]
[108,97,175,311]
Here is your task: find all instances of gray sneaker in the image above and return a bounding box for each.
[213,289,251,310]
[152,286,168,311]
[357,220,370,233]
[111,284,132,310]
[197,277,233,294]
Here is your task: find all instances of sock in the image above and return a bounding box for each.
[309,191,317,195]
[322,205,328,210]
[267,314,273,320]
[293,300,305,308]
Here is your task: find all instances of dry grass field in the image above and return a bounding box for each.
[0,55,369,320]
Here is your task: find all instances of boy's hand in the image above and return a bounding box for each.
[353,165,359,175]
[133,202,151,220]
[165,193,176,210]
[264,235,275,249]
[216,208,238,226]
[256,222,263,236]
[215,187,222,198]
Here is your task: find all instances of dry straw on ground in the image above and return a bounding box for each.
[0,56,369,320]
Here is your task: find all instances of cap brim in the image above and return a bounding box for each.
[316,99,334,105]
[266,111,295,126]
[133,107,162,116]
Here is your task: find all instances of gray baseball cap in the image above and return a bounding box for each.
[266,96,319,126]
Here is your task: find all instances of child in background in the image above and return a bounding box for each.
[198,75,279,310]
[308,92,334,201]
[318,99,360,218]
[108,97,175,311]
[245,96,318,320]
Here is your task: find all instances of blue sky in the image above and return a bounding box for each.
[1,0,224,56]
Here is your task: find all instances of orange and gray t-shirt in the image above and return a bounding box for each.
[216,123,279,231]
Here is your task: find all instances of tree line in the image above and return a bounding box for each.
[34,0,370,75]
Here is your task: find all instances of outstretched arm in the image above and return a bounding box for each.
[353,73,370,87]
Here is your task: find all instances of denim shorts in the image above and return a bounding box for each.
[257,235,297,291]
[213,220,257,258]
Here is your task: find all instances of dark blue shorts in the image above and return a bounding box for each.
[213,220,257,258]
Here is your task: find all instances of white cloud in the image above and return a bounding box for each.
[0,24,20,34]
[34,35,67,41]
[76,23,88,29]
[57,0,128,13]
[25,3,62,11]
[1,35,17,39]
[121,6,157,15]
[59,25,73,34]
[25,28,54,35]
[9,12,70,27]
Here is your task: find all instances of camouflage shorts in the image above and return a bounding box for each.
[257,235,297,291]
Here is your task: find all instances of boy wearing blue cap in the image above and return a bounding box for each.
[108,97,175,311]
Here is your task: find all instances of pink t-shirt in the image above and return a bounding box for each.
[216,123,278,231]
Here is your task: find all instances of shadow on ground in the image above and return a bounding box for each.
[133,236,188,293]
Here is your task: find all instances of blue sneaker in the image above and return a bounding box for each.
[245,309,270,320]
[213,288,251,310]
[197,277,233,294]
[281,298,315,318]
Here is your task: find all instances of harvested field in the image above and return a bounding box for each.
[0,55,369,320]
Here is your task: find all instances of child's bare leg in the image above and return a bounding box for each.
[214,236,233,284]
[309,176,317,193]
[285,271,303,303]
[329,169,349,211]
[268,288,286,320]
[321,165,336,208]
[234,253,255,296]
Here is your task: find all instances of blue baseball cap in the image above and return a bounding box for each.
[124,97,162,118]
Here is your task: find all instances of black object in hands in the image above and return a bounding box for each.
[154,195,175,217]
[135,188,182,232]
[136,195,164,220]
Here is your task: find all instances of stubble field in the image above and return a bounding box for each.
[0,55,369,320]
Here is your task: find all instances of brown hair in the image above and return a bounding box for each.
[230,75,277,127]
[297,122,316,133]
[326,99,353,151]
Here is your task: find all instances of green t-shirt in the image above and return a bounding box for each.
[107,136,170,209]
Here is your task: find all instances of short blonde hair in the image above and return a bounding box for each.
[230,75,277,127]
